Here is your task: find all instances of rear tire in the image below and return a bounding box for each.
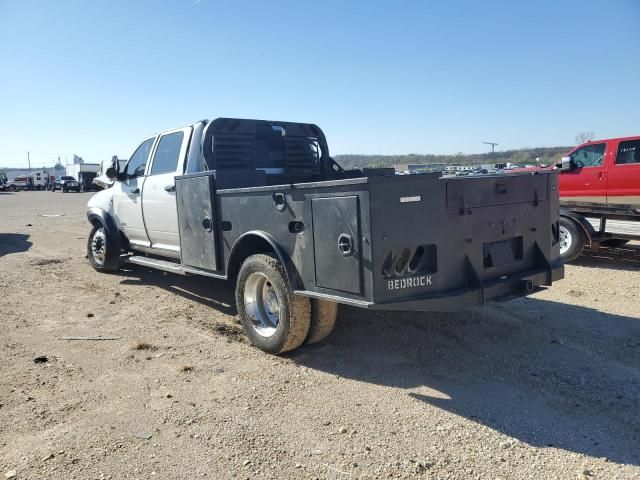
[87,224,120,272]
[235,254,311,354]
[559,217,585,263]
[306,299,338,345]
[601,238,629,248]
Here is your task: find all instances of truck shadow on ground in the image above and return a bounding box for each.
[576,244,640,271]
[112,264,640,465]
[116,266,237,316]
[294,298,640,466]
[0,233,32,256]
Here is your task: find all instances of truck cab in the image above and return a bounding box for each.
[557,136,640,261]
[559,136,640,204]
[102,126,190,256]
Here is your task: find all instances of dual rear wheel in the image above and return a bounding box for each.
[235,254,338,354]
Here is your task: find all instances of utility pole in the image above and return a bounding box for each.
[27,151,31,170]
[482,141,498,161]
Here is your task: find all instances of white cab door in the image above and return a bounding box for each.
[141,127,191,256]
[112,136,157,247]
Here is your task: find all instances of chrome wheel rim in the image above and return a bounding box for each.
[243,272,280,337]
[91,228,107,266]
[559,225,571,255]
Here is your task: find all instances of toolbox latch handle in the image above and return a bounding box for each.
[272,192,286,211]
[337,233,354,257]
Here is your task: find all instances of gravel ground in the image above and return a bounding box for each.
[1,190,639,480]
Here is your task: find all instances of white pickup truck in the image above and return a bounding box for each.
[86,118,563,354]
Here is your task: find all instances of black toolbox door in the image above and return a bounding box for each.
[312,196,362,294]
[176,173,218,271]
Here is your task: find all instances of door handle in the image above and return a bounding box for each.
[164,184,176,192]
[131,187,140,194]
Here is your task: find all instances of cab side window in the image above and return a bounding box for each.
[571,143,606,167]
[125,138,155,179]
[150,132,184,175]
[615,140,640,165]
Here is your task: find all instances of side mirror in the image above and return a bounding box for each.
[104,167,123,181]
[556,156,577,172]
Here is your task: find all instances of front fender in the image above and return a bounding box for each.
[559,209,596,244]
[87,207,122,251]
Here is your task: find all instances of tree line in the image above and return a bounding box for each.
[334,146,573,170]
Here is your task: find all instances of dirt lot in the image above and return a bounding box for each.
[1,191,639,480]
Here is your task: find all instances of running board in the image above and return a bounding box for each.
[127,255,186,275]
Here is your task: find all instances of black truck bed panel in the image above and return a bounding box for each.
[176,170,562,311]
[367,173,559,304]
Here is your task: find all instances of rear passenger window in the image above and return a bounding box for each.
[615,140,640,165]
[151,132,184,175]
[570,143,606,167]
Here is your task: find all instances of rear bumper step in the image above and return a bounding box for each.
[296,262,564,312]
[368,264,564,312]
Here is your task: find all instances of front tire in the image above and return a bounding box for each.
[559,217,585,263]
[87,224,120,272]
[235,254,311,354]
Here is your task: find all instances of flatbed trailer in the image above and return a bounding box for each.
[559,200,640,261]
[86,118,564,354]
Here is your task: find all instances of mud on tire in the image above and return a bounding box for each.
[235,254,311,354]
[306,299,338,345]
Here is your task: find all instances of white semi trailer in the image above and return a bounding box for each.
[66,163,100,191]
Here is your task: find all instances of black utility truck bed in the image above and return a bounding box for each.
[174,118,563,311]
[90,117,563,354]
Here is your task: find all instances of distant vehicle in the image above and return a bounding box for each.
[46,174,57,190]
[6,176,33,191]
[556,136,640,261]
[30,170,49,190]
[51,175,80,192]
[66,163,101,192]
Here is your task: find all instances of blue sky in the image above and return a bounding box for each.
[1,0,639,168]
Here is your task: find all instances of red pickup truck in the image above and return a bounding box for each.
[557,136,640,261]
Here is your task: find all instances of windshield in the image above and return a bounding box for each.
[61,176,75,180]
